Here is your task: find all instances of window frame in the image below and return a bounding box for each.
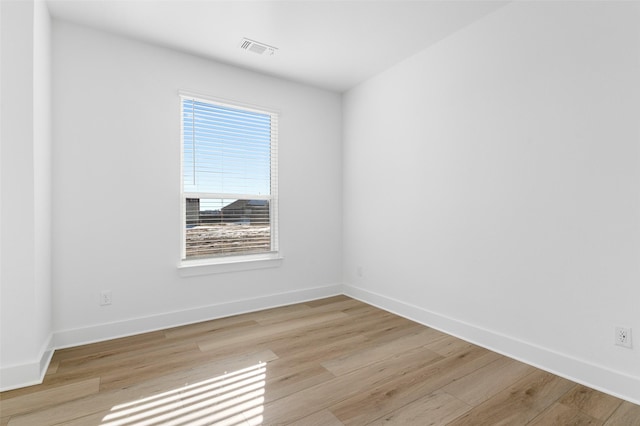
[178,91,280,271]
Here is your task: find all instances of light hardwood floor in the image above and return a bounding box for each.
[1,296,639,425]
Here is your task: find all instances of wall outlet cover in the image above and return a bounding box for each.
[615,326,632,348]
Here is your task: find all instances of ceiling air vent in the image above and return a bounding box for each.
[239,38,277,56]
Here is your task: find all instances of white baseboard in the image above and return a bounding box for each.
[54,283,344,349]
[0,334,53,392]
[343,284,640,406]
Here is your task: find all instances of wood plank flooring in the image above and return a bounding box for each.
[1,296,638,425]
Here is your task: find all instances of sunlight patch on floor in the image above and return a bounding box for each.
[101,362,266,426]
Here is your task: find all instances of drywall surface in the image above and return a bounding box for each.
[1,0,53,390]
[52,21,342,344]
[343,1,639,401]
[32,0,54,378]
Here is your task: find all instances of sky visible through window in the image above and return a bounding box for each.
[182,99,272,210]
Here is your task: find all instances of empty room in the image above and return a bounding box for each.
[1,0,639,424]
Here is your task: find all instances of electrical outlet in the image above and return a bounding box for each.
[615,326,632,348]
[100,290,112,306]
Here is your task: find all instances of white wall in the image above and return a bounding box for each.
[51,21,342,346]
[0,0,53,390]
[33,0,53,380]
[343,1,640,403]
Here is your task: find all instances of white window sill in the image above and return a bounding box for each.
[178,253,283,277]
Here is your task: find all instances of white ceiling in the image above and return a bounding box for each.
[46,0,509,92]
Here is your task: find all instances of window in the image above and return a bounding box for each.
[180,94,278,262]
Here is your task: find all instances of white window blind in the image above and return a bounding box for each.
[181,95,278,260]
